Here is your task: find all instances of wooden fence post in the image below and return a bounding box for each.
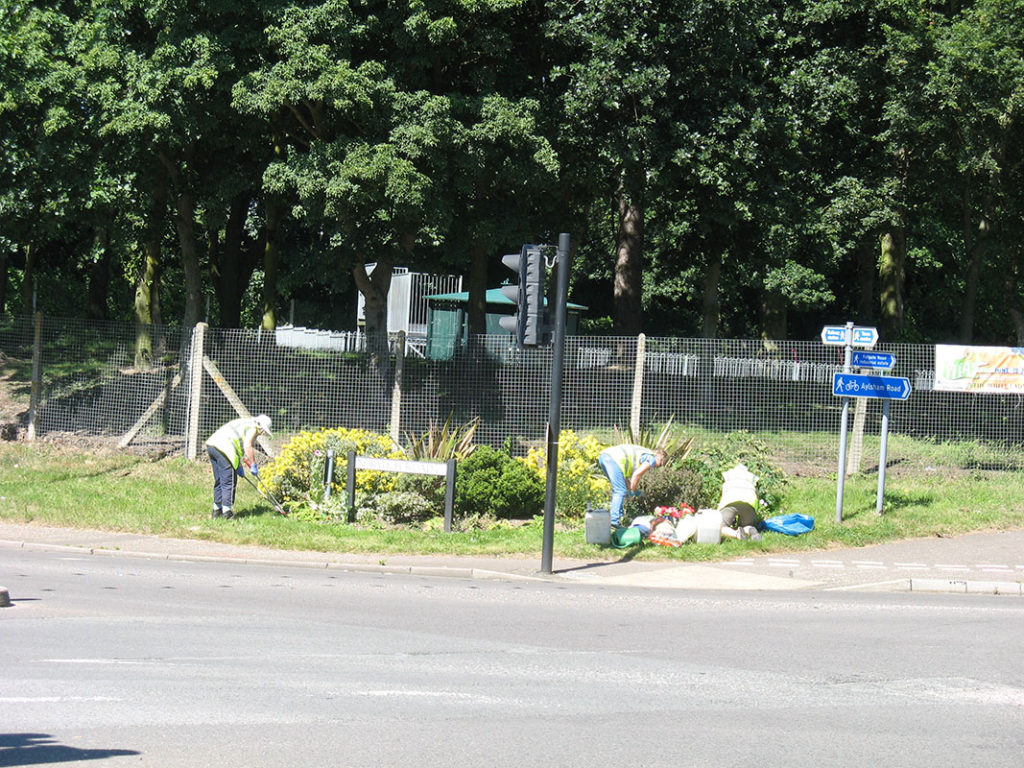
[185,322,207,461]
[26,312,41,441]
[630,333,645,436]
[390,330,405,445]
[847,397,867,476]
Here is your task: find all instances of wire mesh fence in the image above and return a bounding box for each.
[0,314,189,450]
[3,313,1024,471]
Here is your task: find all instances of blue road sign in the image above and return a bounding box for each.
[851,326,879,347]
[851,350,895,370]
[820,324,879,347]
[820,326,847,345]
[832,373,911,400]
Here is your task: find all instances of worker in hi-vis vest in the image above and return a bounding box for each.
[597,443,666,527]
[204,414,273,519]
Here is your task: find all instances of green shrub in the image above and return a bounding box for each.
[686,432,788,515]
[357,490,436,527]
[393,471,448,509]
[264,427,405,518]
[521,430,607,522]
[633,463,709,514]
[456,445,545,519]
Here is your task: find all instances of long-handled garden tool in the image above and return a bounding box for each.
[242,472,288,517]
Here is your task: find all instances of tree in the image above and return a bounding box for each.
[236,0,559,354]
[785,0,942,341]
[926,0,1024,342]
[549,0,801,339]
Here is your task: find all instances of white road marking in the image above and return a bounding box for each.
[356,690,497,703]
[0,696,120,703]
[41,658,150,665]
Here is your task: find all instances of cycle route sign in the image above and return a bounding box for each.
[832,372,912,400]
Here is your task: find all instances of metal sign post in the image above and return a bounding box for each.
[877,400,890,515]
[825,322,911,521]
[833,323,854,523]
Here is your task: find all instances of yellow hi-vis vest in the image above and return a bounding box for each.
[717,464,759,509]
[204,417,256,469]
[603,444,654,479]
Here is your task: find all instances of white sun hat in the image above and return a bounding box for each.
[255,414,273,437]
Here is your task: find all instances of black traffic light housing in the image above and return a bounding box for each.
[498,244,546,345]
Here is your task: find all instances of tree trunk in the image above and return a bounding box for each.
[466,241,489,338]
[878,228,905,339]
[174,190,204,330]
[0,245,8,315]
[701,253,722,338]
[353,255,394,364]
[213,194,248,328]
[21,243,36,316]
[134,165,167,367]
[87,228,111,320]
[1010,308,1024,347]
[261,197,283,331]
[134,246,160,368]
[613,182,644,335]
[760,290,786,341]
[260,136,288,331]
[958,186,991,343]
[160,150,203,329]
[1004,244,1024,346]
[856,239,875,324]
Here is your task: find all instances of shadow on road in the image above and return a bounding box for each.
[0,732,139,765]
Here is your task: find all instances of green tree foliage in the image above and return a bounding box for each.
[3,0,1024,345]
[233,0,558,345]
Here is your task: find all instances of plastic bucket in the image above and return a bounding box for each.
[675,515,698,543]
[695,509,723,544]
[585,508,611,545]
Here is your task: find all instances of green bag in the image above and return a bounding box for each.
[611,526,643,549]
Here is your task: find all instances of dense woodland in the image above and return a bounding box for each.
[2,0,1023,356]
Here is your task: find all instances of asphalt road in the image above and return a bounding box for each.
[3,545,1023,768]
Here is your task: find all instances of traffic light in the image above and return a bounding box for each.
[498,245,546,345]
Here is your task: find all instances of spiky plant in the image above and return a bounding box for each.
[613,415,694,466]
[404,413,480,460]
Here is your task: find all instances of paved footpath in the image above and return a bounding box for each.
[1,522,1022,596]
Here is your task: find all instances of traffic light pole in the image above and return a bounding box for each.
[541,233,570,574]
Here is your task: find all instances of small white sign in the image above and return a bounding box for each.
[821,326,847,345]
[820,324,878,348]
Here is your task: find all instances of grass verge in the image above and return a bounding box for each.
[1,442,1022,561]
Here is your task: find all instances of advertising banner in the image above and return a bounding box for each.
[934,344,1024,393]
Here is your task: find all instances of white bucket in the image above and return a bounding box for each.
[585,508,611,545]
[675,515,698,543]
[695,509,723,544]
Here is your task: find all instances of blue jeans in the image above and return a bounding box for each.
[598,452,628,526]
[207,446,237,512]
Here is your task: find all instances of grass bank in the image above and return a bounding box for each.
[1,443,1022,561]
